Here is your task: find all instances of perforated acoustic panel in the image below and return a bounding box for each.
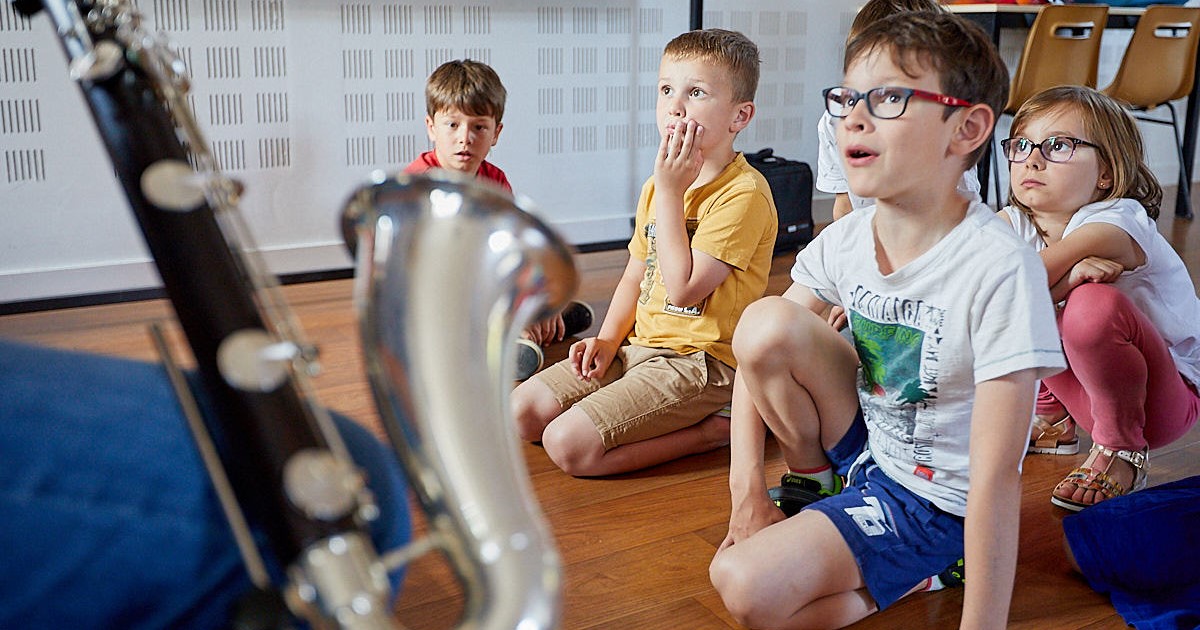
[0,1,697,302]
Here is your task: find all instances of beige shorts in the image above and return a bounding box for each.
[535,344,735,450]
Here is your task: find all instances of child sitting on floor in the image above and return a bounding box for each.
[709,12,1064,628]
[998,85,1200,511]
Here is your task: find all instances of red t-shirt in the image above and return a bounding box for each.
[403,151,512,193]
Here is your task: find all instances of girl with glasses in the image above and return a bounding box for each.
[998,85,1200,511]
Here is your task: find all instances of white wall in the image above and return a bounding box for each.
[0,0,690,303]
[1,1,1196,304]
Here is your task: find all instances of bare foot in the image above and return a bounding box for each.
[1052,447,1137,508]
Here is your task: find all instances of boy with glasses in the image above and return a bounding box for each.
[816,0,979,222]
[709,12,1065,629]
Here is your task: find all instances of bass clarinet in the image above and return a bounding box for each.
[20,0,567,627]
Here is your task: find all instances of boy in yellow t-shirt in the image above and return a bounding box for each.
[510,29,777,477]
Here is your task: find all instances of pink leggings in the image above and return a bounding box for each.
[1037,283,1200,451]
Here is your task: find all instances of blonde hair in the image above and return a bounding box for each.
[424,59,506,123]
[1008,86,1162,231]
[663,29,760,103]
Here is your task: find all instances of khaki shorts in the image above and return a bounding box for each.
[535,344,735,450]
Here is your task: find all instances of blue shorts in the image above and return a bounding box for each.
[804,413,965,610]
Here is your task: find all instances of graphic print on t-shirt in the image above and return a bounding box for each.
[639,219,706,316]
[846,285,945,461]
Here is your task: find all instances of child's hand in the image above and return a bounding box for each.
[570,337,618,381]
[1067,255,1124,286]
[827,305,848,331]
[718,491,785,551]
[655,118,704,197]
[524,313,566,346]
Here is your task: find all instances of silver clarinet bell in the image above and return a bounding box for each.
[342,172,570,629]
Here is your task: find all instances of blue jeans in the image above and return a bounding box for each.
[0,340,410,628]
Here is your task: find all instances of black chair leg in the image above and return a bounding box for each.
[1167,102,1194,220]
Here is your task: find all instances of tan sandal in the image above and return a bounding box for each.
[1028,414,1079,455]
[1050,443,1149,512]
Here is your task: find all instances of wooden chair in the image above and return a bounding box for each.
[990,4,1110,205]
[1102,5,1200,219]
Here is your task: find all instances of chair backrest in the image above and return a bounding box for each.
[1007,4,1109,114]
[1103,6,1200,109]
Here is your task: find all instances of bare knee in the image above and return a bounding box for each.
[733,296,823,370]
[541,411,605,476]
[510,379,562,442]
[710,551,781,628]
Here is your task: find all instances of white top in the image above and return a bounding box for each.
[816,110,982,211]
[1002,199,1200,388]
[792,200,1065,516]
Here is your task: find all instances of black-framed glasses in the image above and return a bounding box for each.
[822,86,974,120]
[1000,136,1100,163]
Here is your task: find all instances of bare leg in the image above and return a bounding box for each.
[710,509,876,629]
[540,410,730,477]
[510,377,565,442]
[732,296,860,469]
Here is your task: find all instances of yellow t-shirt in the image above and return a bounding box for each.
[627,153,778,368]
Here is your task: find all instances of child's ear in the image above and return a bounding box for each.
[425,115,437,143]
[950,103,995,159]
[1097,167,1114,192]
[730,101,755,133]
[492,121,504,146]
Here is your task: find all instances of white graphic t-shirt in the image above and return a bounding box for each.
[792,200,1065,515]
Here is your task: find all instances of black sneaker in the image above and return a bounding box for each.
[935,557,965,588]
[767,472,844,517]
[560,301,594,338]
[514,338,544,381]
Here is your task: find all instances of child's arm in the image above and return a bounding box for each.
[570,257,643,380]
[1049,255,1124,303]
[1040,223,1144,288]
[652,119,733,306]
[721,373,785,550]
[961,368,1039,630]
[720,281,832,547]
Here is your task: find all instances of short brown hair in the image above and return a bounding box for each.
[424,59,506,123]
[663,29,760,103]
[850,0,945,39]
[844,11,1009,167]
[1009,86,1162,227]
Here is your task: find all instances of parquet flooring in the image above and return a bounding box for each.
[2,194,1198,629]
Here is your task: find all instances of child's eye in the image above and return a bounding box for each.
[1049,138,1069,152]
[660,85,673,96]
[689,88,705,98]
[878,89,905,105]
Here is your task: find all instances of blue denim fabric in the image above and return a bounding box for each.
[0,340,410,628]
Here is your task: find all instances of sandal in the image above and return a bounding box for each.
[1028,414,1079,455]
[1050,443,1149,512]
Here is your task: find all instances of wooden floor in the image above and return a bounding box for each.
[2,196,1198,629]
